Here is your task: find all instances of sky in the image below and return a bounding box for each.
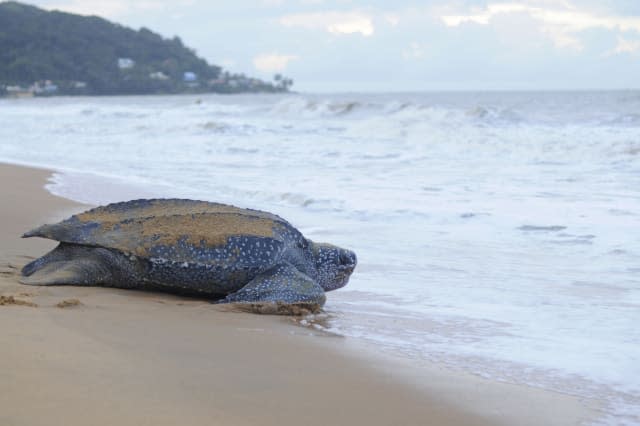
[25,0,640,92]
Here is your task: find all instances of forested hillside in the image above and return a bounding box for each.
[0,2,289,95]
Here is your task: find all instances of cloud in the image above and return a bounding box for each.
[279,11,374,36]
[253,53,298,72]
[220,58,237,68]
[43,0,198,18]
[442,3,640,32]
[384,13,400,27]
[441,2,640,51]
[442,3,529,27]
[610,36,640,55]
[402,42,425,60]
[45,0,131,17]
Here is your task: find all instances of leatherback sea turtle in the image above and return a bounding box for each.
[20,199,356,313]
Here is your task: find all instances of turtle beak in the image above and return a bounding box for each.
[338,250,357,272]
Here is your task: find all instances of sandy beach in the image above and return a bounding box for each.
[0,162,597,426]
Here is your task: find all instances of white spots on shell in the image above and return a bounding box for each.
[29,198,355,306]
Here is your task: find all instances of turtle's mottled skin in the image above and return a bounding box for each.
[20,199,356,313]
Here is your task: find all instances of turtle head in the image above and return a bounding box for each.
[309,242,357,292]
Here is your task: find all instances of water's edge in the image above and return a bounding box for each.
[2,91,638,424]
[6,160,603,426]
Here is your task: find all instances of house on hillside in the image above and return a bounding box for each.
[149,71,169,80]
[117,58,135,69]
[183,72,197,82]
[183,71,198,88]
[31,80,58,95]
[5,85,33,98]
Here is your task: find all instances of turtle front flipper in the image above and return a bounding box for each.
[218,262,326,315]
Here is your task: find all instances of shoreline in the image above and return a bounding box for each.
[0,162,599,425]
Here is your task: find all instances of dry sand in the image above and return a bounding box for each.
[0,162,598,426]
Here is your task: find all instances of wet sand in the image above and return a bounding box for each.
[0,162,597,426]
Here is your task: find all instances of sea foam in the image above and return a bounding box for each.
[1,91,639,424]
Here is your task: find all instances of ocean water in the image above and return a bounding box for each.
[1,91,638,423]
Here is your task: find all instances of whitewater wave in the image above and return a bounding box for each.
[269,97,374,117]
[2,91,639,423]
[266,93,640,131]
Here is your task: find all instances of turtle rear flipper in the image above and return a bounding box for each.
[20,258,112,286]
[219,262,326,314]
[21,243,116,286]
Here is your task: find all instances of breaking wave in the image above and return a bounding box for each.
[265,92,640,129]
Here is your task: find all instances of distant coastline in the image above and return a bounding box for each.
[0,1,292,97]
